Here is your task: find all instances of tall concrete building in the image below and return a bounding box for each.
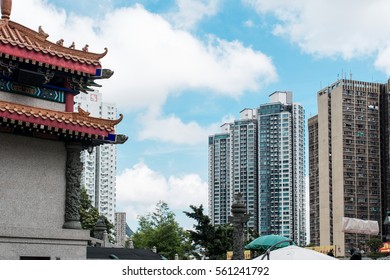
[309,79,383,256]
[308,115,320,245]
[209,109,258,230]
[381,79,390,241]
[74,91,117,224]
[231,109,259,230]
[258,91,306,245]
[208,124,231,226]
[208,92,306,245]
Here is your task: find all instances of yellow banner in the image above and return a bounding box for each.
[379,242,390,253]
[226,250,251,260]
[306,245,336,256]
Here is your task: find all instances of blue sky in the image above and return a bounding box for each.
[12,0,390,231]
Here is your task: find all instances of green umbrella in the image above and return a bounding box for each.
[245,235,293,251]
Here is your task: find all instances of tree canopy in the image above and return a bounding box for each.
[367,237,383,253]
[184,205,233,260]
[79,187,114,242]
[132,201,192,259]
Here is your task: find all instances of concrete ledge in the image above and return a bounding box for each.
[0,225,90,241]
[0,226,90,260]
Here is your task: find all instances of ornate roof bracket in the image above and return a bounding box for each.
[0,58,17,76]
[91,68,114,80]
[37,68,55,84]
[69,75,105,93]
[90,133,128,146]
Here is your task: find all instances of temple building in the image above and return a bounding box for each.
[0,0,127,259]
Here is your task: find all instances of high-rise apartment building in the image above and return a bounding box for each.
[231,109,259,230]
[381,79,390,241]
[209,109,258,230]
[208,124,231,226]
[74,91,117,224]
[309,79,383,256]
[258,92,306,245]
[308,115,320,245]
[208,91,306,245]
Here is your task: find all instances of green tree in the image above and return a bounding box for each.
[132,201,192,259]
[184,205,233,260]
[367,237,383,253]
[79,188,115,242]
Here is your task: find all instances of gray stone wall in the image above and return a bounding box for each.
[0,133,66,229]
[0,133,89,259]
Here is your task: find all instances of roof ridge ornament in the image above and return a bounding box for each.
[38,25,49,39]
[77,105,91,117]
[1,0,12,20]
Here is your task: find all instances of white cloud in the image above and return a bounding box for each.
[116,162,208,228]
[99,9,277,111]
[244,20,255,28]
[12,1,277,112]
[220,113,236,124]
[167,0,221,30]
[10,1,277,146]
[245,0,390,66]
[374,46,390,74]
[137,108,219,145]
[137,108,240,145]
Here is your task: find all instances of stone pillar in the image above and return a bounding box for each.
[229,193,250,260]
[93,216,107,241]
[63,142,83,229]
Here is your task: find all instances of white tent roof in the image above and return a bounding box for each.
[255,245,338,260]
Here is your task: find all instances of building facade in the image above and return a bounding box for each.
[308,115,320,245]
[231,109,259,230]
[309,79,383,256]
[381,79,390,241]
[208,127,231,226]
[74,91,117,224]
[258,92,306,245]
[208,91,306,245]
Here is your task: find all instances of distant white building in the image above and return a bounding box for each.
[74,91,117,224]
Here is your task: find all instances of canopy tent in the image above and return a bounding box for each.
[245,235,293,251]
[255,245,338,260]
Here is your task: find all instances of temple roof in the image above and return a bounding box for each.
[0,1,127,146]
[0,100,123,137]
[0,0,107,74]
